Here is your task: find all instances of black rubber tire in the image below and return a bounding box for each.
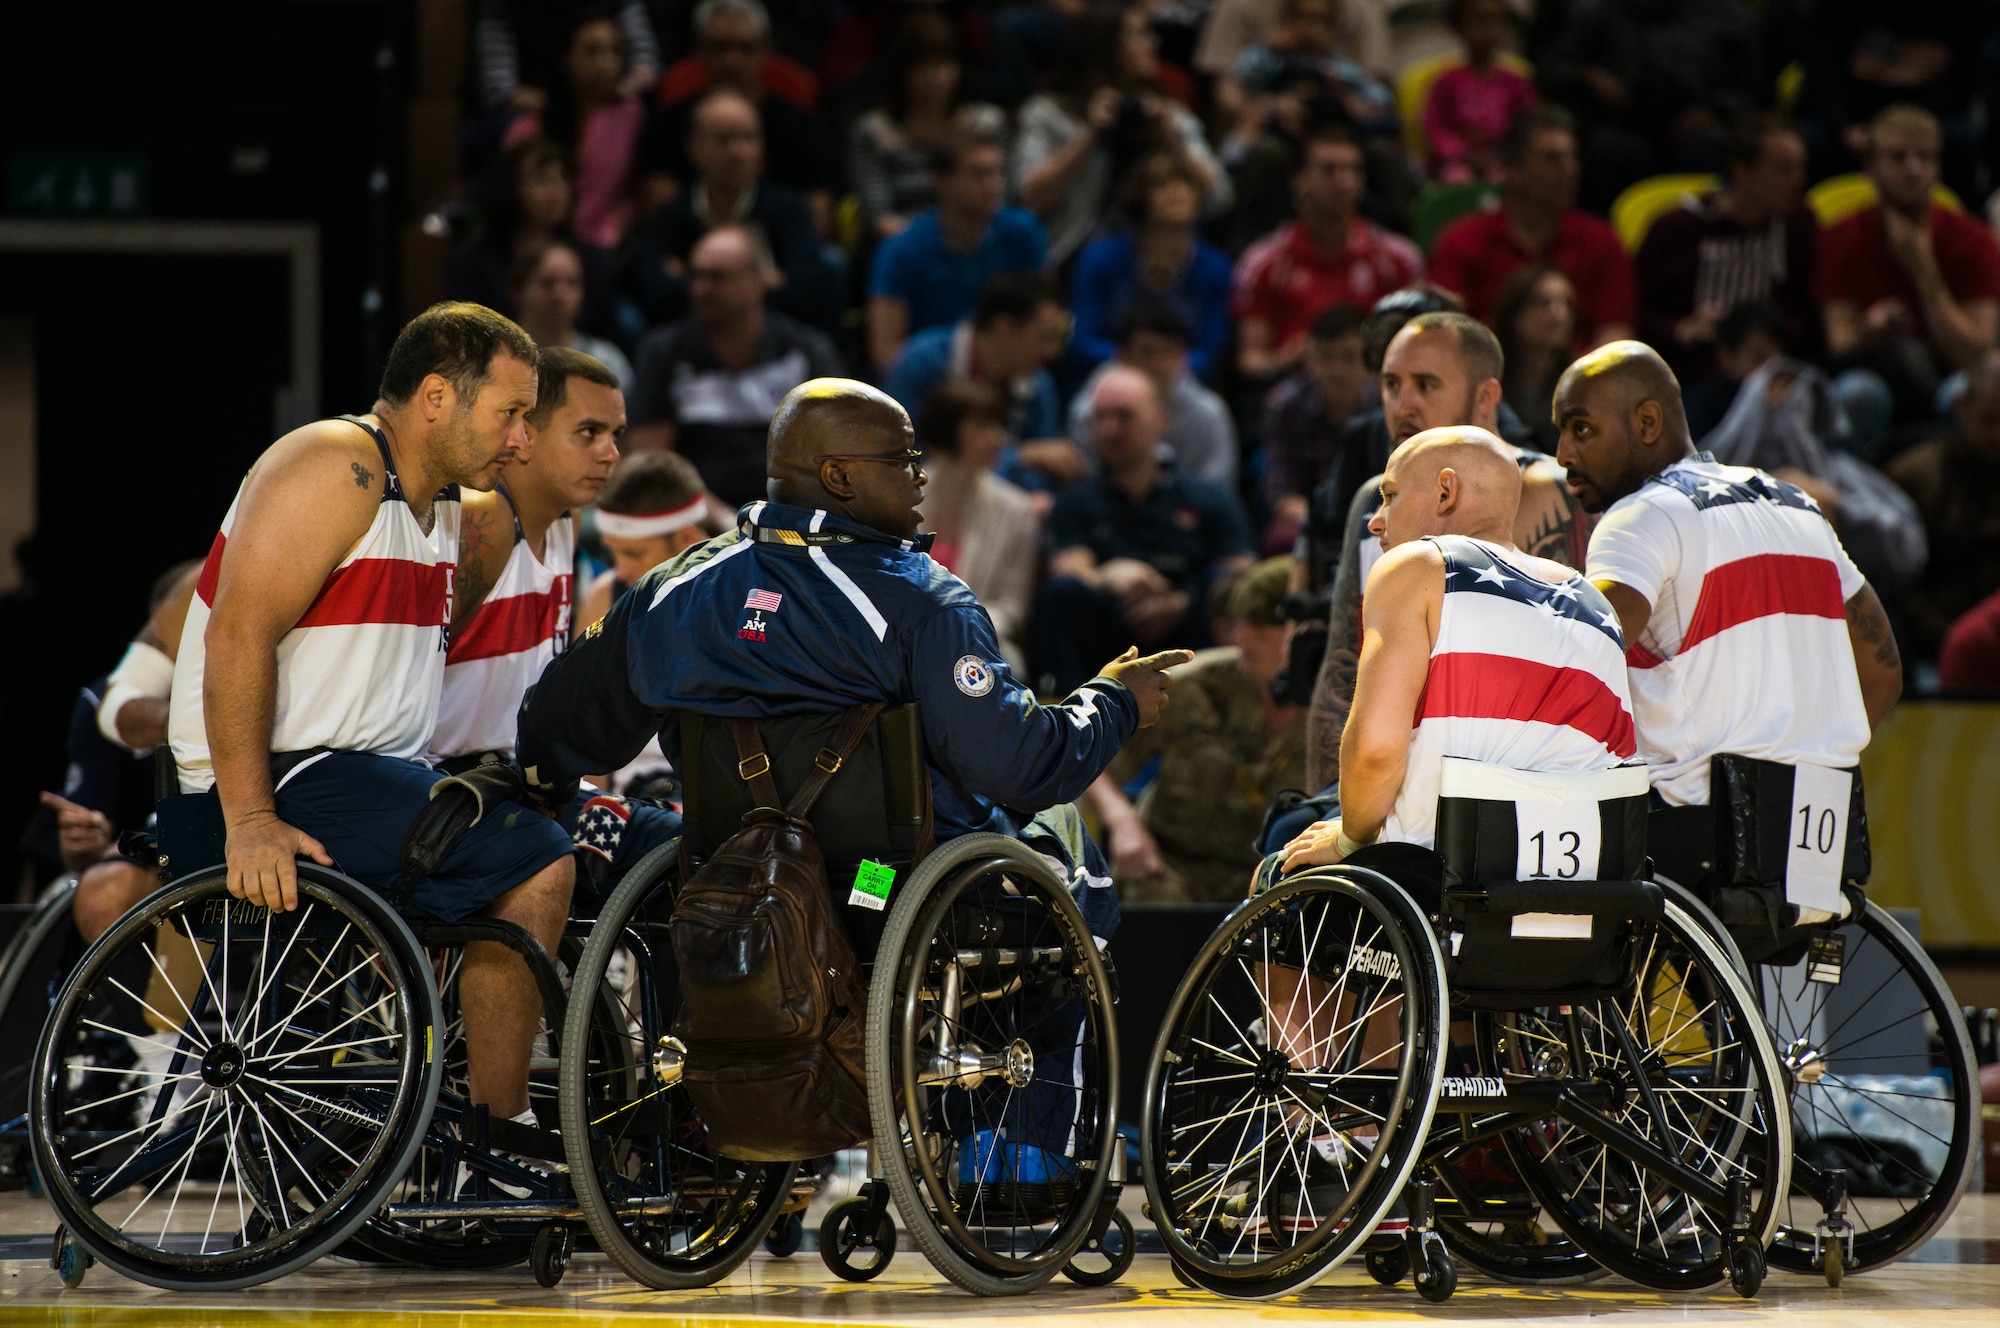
[820,1196,897,1282]
[1061,1207,1136,1287]
[1140,866,1448,1300]
[1730,1244,1766,1298]
[865,834,1120,1296]
[57,1234,90,1289]
[1760,902,1979,1277]
[765,1211,805,1258]
[1414,1241,1457,1303]
[530,1225,571,1287]
[558,841,795,1290]
[31,866,443,1290]
[1365,1243,1409,1285]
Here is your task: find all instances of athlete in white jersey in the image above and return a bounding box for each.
[432,346,622,763]
[168,302,576,1125]
[1284,426,1635,878]
[1553,342,1902,809]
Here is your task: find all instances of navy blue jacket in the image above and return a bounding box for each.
[519,502,1139,839]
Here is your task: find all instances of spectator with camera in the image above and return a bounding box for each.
[1015,6,1228,267]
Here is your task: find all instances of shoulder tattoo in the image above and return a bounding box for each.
[351,461,374,490]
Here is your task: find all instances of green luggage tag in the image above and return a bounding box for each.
[848,859,896,912]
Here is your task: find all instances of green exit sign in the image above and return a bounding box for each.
[9,154,150,218]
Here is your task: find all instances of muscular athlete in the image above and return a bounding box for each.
[1554,342,1900,894]
[1302,313,1592,791]
[1283,428,1636,875]
[170,302,575,1121]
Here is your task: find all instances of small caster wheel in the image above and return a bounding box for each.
[1366,1244,1410,1285]
[1729,1245,1766,1299]
[1062,1208,1136,1286]
[765,1211,804,1258]
[820,1196,895,1282]
[530,1223,572,1288]
[1823,1241,1843,1287]
[1414,1243,1456,1303]
[56,1235,90,1290]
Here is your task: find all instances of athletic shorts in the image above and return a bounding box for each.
[274,750,573,922]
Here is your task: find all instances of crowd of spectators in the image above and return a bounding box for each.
[439,0,2000,902]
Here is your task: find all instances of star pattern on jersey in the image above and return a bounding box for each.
[1437,536,1624,648]
[1653,456,1823,516]
[571,795,632,862]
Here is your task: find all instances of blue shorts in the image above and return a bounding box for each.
[275,750,574,922]
[560,790,682,909]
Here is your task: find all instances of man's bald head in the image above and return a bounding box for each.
[768,378,910,481]
[1088,364,1165,470]
[1370,426,1523,549]
[1552,340,1695,512]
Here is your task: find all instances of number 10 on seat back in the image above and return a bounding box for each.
[1786,764,1851,915]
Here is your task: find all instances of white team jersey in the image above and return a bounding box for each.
[1382,536,1637,849]
[430,508,574,760]
[1586,455,1868,806]
[170,422,460,791]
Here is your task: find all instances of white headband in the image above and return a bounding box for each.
[596,498,706,540]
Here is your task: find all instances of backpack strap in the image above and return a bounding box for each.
[783,703,885,820]
[728,719,785,811]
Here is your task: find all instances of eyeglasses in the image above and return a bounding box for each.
[813,449,926,480]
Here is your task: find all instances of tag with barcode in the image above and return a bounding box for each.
[1785,765,1852,914]
[1807,933,1845,985]
[847,859,896,912]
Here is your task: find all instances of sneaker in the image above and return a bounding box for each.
[952,1132,1076,1215]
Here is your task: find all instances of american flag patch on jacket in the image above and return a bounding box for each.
[572,795,633,861]
[744,588,783,612]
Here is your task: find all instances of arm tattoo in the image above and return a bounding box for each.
[350,461,374,489]
[1519,480,1590,569]
[1846,589,1901,672]
[453,507,503,630]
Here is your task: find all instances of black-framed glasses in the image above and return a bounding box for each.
[813,449,925,480]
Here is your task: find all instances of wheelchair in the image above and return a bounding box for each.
[27,781,802,1291]
[1648,757,1981,1286]
[0,875,89,1194]
[1140,759,1794,1300]
[553,705,1130,1296]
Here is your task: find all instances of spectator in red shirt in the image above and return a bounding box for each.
[1635,114,1819,385]
[1815,103,2000,424]
[1232,123,1423,382]
[1939,586,2000,695]
[1427,106,1635,347]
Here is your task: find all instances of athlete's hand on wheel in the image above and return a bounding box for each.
[1101,646,1195,728]
[225,809,333,913]
[1280,817,1348,873]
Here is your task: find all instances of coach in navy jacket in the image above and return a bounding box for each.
[517,379,1186,845]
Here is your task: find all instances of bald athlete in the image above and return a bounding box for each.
[518,377,1190,890]
[1555,342,1899,846]
[1303,312,1592,792]
[1282,427,1637,874]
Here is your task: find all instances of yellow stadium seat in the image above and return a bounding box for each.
[1610,173,1719,253]
[1775,61,1803,114]
[1397,52,1535,161]
[1807,173,1963,228]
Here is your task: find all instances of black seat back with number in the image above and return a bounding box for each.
[1434,759,1660,1008]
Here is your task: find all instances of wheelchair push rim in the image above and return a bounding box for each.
[869,833,1121,1294]
[30,866,442,1289]
[1140,867,1448,1297]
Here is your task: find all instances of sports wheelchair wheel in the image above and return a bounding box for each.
[1758,899,1978,1276]
[30,865,442,1289]
[866,833,1121,1295]
[1140,867,1448,1299]
[1490,899,1791,1291]
[559,841,797,1289]
[0,877,88,1184]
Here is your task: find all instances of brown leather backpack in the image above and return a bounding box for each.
[669,704,879,1161]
